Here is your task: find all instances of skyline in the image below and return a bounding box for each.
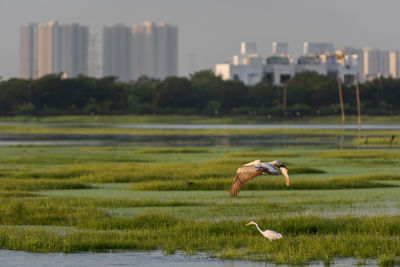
[103,22,178,81]
[1,0,400,79]
[20,21,89,79]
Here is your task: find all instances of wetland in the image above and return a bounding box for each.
[0,116,399,265]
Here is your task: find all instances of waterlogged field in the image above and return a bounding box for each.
[0,124,400,265]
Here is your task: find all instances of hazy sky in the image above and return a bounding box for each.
[1,0,400,79]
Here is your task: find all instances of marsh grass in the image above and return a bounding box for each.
[0,149,148,165]
[378,254,400,267]
[226,151,299,158]
[0,159,324,184]
[131,174,400,191]
[0,191,37,198]
[1,140,400,264]
[353,136,399,146]
[137,147,210,154]
[0,178,91,191]
[1,122,400,137]
[1,214,400,264]
[1,114,400,124]
[315,150,400,159]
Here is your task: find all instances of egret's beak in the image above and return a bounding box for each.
[280,167,290,186]
[245,222,251,226]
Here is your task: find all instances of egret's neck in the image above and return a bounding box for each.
[253,223,263,234]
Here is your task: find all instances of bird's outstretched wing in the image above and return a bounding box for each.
[229,166,263,197]
[243,159,261,166]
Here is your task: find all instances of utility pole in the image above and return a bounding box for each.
[337,78,345,124]
[355,77,362,126]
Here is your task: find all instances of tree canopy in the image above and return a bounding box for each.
[0,70,399,116]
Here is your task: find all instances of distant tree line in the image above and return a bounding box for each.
[0,70,399,116]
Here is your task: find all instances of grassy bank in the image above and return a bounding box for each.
[1,114,400,124]
[1,123,400,138]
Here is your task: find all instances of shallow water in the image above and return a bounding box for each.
[0,250,379,267]
[116,123,400,130]
[0,132,353,148]
[2,122,397,147]
[0,250,264,267]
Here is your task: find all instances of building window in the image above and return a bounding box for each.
[280,74,291,83]
[263,72,274,83]
[344,74,355,84]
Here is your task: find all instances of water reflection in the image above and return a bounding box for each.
[1,122,397,148]
[0,250,262,267]
[0,250,379,267]
[0,133,352,148]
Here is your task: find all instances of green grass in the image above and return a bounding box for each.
[315,150,400,159]
[0,178,91,191]
[1,121,400,137]
[1,134,400,264]
[130,174,400,191]
[1,214,400,264]
[1,114,400,124]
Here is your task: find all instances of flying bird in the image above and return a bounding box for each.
[246,221,282,241]
[229,160,290,197]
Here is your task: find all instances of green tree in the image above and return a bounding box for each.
[155,77,206,114]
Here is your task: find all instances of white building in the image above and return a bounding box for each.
[216,41,359,86]
[215,41,400,86]
[303,42,334,55]
[263,56,295,85]
[296,55,326,75]
[272,42,289,56]
[335,47,364,80]
[336,54,359,83]
[215,42,263,85]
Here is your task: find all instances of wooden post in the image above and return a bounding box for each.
[355,78,362,126]
[283,84,287,111]
[337,78,345,124]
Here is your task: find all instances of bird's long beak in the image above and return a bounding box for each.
[245,222,251,226]
[280,167,290,186]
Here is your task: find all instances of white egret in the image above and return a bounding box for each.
[246,221,282,241]
[229,160,290,197]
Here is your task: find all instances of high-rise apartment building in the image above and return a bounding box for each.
[103,24,132,82]
[389,51,400,78]
[363,47,390,80]
[20,21,89,79]
[61,24,89,77]
[103,21,178,82]
[20,23,38,78]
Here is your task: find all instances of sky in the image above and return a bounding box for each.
[1,0,400,79]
